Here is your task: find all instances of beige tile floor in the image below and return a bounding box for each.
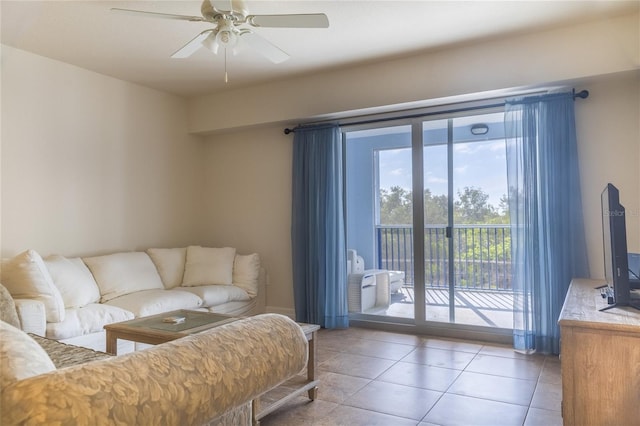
[260,327,562,426]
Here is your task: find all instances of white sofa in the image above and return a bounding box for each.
[1,246,266,352]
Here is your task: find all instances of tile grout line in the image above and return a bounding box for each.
[304,330,562,426]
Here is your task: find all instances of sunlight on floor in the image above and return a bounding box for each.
[369,287,514,328]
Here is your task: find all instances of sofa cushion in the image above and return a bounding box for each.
[208,300,257,316]
[83,252,164,302]
[180,285,249,308]
[182,246,236,287]
[29,334,112,369]
[233,253,260,298]
[1,321,56,390]
[146,248,187,289]
[1,250,66,323]
[45,304,134,340]
[104,289,203,318]
[0,283,21,328]
[44,255,101,308]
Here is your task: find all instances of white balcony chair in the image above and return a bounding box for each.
[346,249,405,313]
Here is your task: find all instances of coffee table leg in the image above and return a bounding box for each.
[106,331,118,355]
[252,397,261,426]
[307,330,318,400]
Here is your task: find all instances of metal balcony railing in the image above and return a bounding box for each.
[376,224,512,291]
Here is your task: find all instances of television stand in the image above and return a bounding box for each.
[559,279,640,425]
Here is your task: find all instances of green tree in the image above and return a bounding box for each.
[378,185,512,289]
[498,194,510,217]
[425,189,448,225]
[379,187,452,225]
[454,186,498,224]
[379,185,412,225]
[380,186,511,225]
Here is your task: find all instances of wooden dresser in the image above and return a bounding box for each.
[558,278,640,426]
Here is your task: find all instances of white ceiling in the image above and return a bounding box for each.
[2,1,638,97]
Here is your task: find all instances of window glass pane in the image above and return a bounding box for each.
[345,125,413,319]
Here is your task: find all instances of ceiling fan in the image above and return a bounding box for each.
[112,0,329,66]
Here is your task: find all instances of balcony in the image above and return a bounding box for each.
[374,224,513,328]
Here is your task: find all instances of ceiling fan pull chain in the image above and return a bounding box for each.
[224,48,229,83]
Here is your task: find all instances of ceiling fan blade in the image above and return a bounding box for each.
[209,0,228,11]
[111,8,205,22]
[247,13,329,28]
[208,0,249,16]
[239,31,290,63]
[171,30,214,58]
[231,0,249,17]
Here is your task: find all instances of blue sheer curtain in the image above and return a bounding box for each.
[505,92,589,354]
[291,124,349,328]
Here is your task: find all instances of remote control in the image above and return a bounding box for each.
[162,316,186,324]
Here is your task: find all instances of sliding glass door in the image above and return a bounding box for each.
[345,108,511,333]
[345,124,415,319]
[420,112,511,327]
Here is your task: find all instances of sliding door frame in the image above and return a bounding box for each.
[345,103,515,344]
[411,120,426,324]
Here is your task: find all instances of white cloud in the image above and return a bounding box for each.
[488,141,506,151]
[427,176,447,184]
[454,144,474,154]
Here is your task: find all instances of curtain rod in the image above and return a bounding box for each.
[284,89,589,135]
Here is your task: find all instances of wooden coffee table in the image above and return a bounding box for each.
[103,310,319,426]
[104,309,237,355]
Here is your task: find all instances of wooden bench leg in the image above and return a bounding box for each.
[307,330,318,400]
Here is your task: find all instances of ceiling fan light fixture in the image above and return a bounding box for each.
[200,17,238,55]
[216,29,237,47]
[202,31,219,53]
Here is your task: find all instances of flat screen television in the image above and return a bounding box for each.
[600,183,639,311]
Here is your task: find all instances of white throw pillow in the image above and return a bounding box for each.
[146,248,187,289]
[83,252,164,302]
[44,255,101,308]
[1,320,56,389]
[232,253,261,298]
[1,250,66,323]
[182,246,236,287]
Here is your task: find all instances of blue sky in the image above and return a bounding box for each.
[346,112,508,211]
[372,111,508,210]
[379,139,508,210]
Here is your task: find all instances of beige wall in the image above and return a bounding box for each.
[577,72,640,276]
[1,46,205,258]
[199,126,293,311]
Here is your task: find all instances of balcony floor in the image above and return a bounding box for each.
[372,286,514,329]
